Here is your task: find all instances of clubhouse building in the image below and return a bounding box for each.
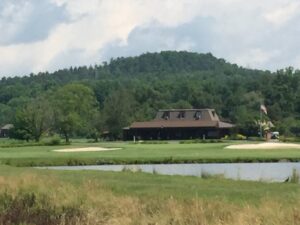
[0,124,13,138]
[123,109,234,140]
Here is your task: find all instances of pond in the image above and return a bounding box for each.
[39,162,300,183]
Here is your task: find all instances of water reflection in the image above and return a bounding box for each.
[40,162,300,182]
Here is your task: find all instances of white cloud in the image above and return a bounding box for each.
[0,1,33,44]
[264,2,300,27]
[233,48,281,69]
[0,0,300,77]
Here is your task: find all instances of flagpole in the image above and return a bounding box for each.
[260,108,262,138]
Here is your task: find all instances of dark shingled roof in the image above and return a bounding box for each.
[130,121,234,129]
[127,109,235,129]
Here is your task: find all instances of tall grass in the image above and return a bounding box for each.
[0,172,300,225]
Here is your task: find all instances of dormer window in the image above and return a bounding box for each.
[178,111,185,119]
[195,111,202,120]
[162,111,170,120]
[212,110,216,117]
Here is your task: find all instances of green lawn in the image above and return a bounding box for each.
[1,139,300,166]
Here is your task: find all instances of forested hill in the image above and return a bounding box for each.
[0,51,299,139]
[0,51,265,88]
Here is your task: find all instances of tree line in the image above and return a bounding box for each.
[0,51,299,141]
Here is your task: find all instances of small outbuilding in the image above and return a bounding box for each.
[0,124,13,138]
[123,109,234,140]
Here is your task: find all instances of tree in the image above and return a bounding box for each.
[0,103,12,125]
[103,90,136,139]
[52,83,98,143]
[85,110,104,142]
[171,100,193,109]
[11,97,52,142]
[0,51,299,137]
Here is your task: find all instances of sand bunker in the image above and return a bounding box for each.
[225,142,300,149]
[53,147,122,152]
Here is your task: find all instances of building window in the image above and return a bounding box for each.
[212,110,216,117]
[195,111,202,120]
[162,111,170,120]
[178,111,185,119]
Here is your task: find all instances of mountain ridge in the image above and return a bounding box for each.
[0,51,299,137]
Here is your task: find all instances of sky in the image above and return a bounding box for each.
[0,0,300,77]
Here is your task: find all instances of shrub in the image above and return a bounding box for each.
[0,141,41,148]
[247,136,265,141]
[131,140,168,144]
[280,136,300,143]
[179,139,223,144]
[140,140,168,144]
[228,134,247,140]
[222,135,229,140]
[44,135,62,146]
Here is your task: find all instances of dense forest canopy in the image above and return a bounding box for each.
[0,51,299,140]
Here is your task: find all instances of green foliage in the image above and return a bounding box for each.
[247,136,265,141]
[51,83,98,143]
[102,89,137,139]
[224,134,247,140]
[179,139,223,144]
[44,135,62,146]
[0,103,12,125]
[134,140,169,144]
[10,96,52,142]
[276,117,300,137]
[280,136,300,143]
[0,51,299,138]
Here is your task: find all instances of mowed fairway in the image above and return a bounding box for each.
[1,140,300,166]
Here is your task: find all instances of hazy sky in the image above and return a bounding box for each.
[0,0,300,77]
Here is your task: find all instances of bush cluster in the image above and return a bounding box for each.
[43,135,62,146]
[280,136,300,143]
[134,140,169,144]
[179,139,223,144]
[246,136,265,141]
[223,134,247,140]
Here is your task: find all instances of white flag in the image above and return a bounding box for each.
[260,104,267,115]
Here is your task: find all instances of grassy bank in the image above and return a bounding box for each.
[0,165,300,225]
[1,139,300,224]
[1,140,300,166]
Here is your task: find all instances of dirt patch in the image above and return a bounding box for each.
[225,142,300,149]
[53,147,122,152]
